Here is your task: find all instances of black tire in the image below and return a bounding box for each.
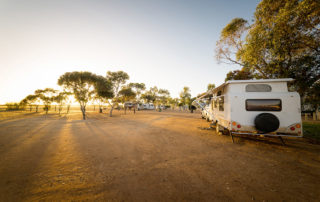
[254,113,280,133]
[222,128,230,136]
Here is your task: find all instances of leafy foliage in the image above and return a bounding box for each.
[6,102,22,110]
[158,89,170,105]
[53,91,71,114]
[207,83,216,91]
[106,71,130,116]
[179,86,191,106]
[216,0,320,105]
[129,82,146,102]
[118,87,136,103]
[35,88,57,114]
[141,86,158,104]
[58,71,101,119]
[225,68,254,81]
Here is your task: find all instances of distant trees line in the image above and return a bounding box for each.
[7,71,206,120]
[216,0,320,110]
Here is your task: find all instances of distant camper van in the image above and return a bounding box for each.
[124,102,134,109]
[194,78,302,138]
[137,103,155,110]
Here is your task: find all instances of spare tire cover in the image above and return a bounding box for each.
[254,113,280,133]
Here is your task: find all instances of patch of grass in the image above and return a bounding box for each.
[303,122,320,140]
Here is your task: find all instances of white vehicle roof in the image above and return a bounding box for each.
[199,78,294,99]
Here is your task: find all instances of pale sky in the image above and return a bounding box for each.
[0,0,259,104]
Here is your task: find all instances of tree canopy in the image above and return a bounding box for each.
[207,83,216,91]
[35,88,57,114]
[106,71,130,116]
[216,0,320,100]
[58,71,102,119]
[179,86,192,106]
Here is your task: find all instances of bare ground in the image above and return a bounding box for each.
[0,110,319,201]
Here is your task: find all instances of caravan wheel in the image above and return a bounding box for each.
[222,128,230,136]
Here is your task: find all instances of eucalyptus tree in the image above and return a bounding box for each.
[168,97,179,110]
[157,89,170,106]
[35,88,57,114]
[141,86,158,105]
[128,82,146,103]
[94,75,114,113]
[118,86,136,114]
[216,0,320,101]
[207,83,216,91]
[225,69,254,81]
[179,86,191,110]
[54,91,71,115]
[58,71,101,120]
[106,71,129,117]
[20,94,39,112]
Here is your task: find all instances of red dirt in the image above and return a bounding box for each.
[0,110,319,201]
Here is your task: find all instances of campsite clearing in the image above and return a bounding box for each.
[0,110,319,201]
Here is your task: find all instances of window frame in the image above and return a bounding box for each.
[245,99,282,112]
[218,96,224,111]
[245,84,272,92]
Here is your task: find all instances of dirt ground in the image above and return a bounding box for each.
[0,110,319,201]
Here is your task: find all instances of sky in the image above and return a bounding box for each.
[0,0,260,104]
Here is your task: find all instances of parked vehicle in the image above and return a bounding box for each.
[158,105,166,110]
[124,102,134,109]
[137,103,155,110]
[194,78,302,138]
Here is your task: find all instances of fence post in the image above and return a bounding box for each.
[313,112,316,121]
[304,113,308,121]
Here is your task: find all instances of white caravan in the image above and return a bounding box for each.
[138,103,155,110]
[194,78,302,140]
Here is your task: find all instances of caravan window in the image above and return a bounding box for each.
[246,99,281,111]
[246,84,272,92]
[218,96,224,111]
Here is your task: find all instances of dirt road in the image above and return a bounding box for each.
[0,110,319,201]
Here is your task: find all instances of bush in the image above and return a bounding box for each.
[6,102,24,111]
[43,105,51,111]
[303,122,320,141]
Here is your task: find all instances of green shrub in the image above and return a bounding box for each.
[6,102,23,111]
[303,122,320,141]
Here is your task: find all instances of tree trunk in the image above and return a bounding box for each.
[124,107,127,114]
[59,105,63,115]
[67,105,70,114]
[81,105,86,120]
[99,107,103,113]
[109,105,114,117]
[36,105,38,112]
